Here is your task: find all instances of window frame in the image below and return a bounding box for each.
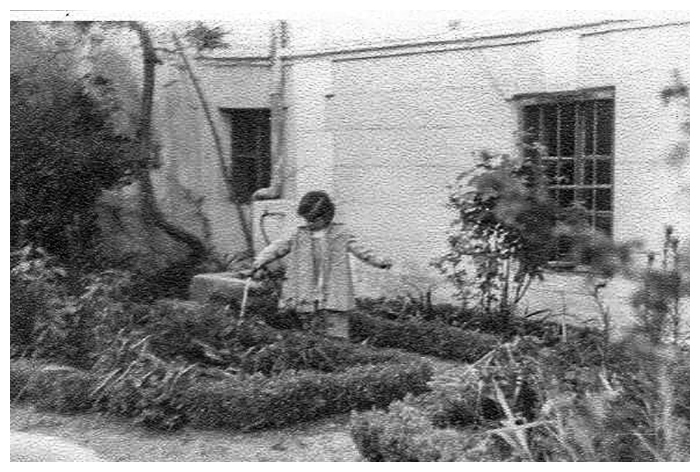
[221,107,272,204]
[515,87,616,261]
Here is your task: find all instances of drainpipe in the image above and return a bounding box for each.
[253,20,287,201]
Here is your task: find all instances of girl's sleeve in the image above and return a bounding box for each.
[347,234,392,268]
[253,236,293,269]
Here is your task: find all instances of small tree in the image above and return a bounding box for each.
[434,150,573,321]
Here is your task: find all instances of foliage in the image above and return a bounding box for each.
[11,247,141,369]
[351,332,690,462]
[11,23,132,263]
[183,21,230,51]
[351,402,477,462]
[184,361,432,431]
[118,299,406,375]
[350,312,500,362]
[356,297,592,346]
[11,360,94,413]
[10,246,67,350]
[12,339,431,432]
[91,333,199,431]
[434,151,575,324]
[630,227,689,345]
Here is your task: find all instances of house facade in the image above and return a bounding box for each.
[143,16,689,330]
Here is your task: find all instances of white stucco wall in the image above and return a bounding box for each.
[327,46,521,298]
[159,20,688,334]
[318,22,688,332]
[155,61,273,257]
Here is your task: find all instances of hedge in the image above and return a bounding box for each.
[10,358,432,431]
[350,401,477,462]
[11,359,94,413]
[184,361,432,430]
[237,331,416,375]
[350,312,499,362]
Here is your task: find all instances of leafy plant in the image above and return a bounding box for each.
[631,226,689,345]
[434,150,573,326]
[350,311,500,362]
[91,332,199,431]
[11,23,132,263]
[10,246,67,351]
[351,402,477,462]
[12,254,140,369]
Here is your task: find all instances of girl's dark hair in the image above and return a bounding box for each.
[297,190,335,221]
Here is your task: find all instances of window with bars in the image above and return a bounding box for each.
[223,108,272,204]
[520,90,615,259]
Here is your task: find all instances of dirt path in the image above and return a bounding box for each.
[11,405,359,462]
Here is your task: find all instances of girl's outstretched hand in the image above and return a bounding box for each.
[240,267,266,280]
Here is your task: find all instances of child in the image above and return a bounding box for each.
[251,190,392,339]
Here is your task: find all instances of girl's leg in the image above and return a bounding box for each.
[324,311,350,339]
[309,301,327,334]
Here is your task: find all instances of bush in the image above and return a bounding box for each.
[357,297,596,345]
[130,300,409,375]
[10,358,43,400]
[240,331,412,375]
[184,362,432,431]
[10,360,94,413]
[12,355,431,432]
[350,401,477,461]
[11,251,142,370]
[434,151,567,316]
[10,247,66,352]
[11,23,132,261]
[350,312,499,362]
[351,332,691,462]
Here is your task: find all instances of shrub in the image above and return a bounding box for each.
[10,358,43,400]
[357,296,595,344]
[10,247,67,352]
[11,360,94,413]
[350,312,499,362]
[433,151,568,318]
[130,300,408,374]
[353,333,691,462]
[184,362,432,431]
[350,401,477,462]
[11,23,132,262]
[12,357,431,432]
[93,357,198,431]
[241,331,409,375]
[11,252,142,370]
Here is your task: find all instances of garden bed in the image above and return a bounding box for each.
[11,316,434,433]
[349,336,691,462]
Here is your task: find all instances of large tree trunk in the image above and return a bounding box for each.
[128,21,207,268]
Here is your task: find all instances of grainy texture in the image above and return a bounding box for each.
[11,405,360,462]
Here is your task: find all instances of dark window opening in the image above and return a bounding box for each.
[224,108,271,204]
[521,92,615,261]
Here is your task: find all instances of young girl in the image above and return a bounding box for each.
[251,190,392,339]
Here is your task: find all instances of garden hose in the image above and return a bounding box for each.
[238,276,253,324]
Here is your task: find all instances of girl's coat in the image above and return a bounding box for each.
[254,223,389,312]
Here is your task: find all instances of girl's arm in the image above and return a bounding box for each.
[347,234,392,269]
[253,236,293,270]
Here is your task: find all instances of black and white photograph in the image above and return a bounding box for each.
[9,8,690,462]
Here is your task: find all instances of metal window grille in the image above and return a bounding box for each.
[520,90,615,259]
